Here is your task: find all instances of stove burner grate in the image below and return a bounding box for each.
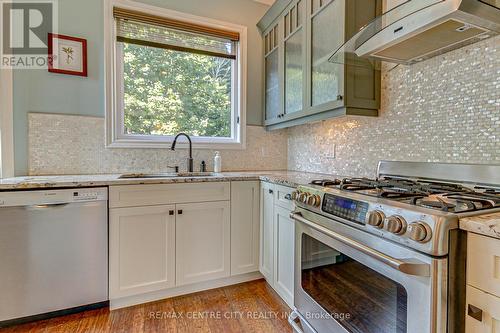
[310,179,342,187]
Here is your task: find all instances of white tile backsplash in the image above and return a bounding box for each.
[28,113,288,175]
[288,36,500,178]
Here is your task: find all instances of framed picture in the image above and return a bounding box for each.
[48,33,87,77]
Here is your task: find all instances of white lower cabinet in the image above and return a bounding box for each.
[260,181,275,282]
[109,205,176,299]
[176,201,231,286]
[466,233,500,332]
[274,205,295,306]
[466,285,500,333]
[231,181,260,275]
[260,181,295,307]
[109,181,261,306]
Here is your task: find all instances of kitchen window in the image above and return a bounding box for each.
[106,5,246,148]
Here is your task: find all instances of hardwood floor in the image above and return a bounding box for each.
[0,280,292,333]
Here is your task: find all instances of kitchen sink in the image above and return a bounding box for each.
[119,172,220,179]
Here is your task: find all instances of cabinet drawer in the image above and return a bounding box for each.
[109,182,230,208]
[466,285,500,333]
[274,184,295,211]
[467,233,500,297]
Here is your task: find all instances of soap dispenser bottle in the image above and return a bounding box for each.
[214,151,221,173]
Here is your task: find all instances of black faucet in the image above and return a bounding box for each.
[171,133,194,173]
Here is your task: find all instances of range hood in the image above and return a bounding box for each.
[329,0,500,67]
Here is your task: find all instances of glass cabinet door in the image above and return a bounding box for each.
[284,1,304,115]
[265,50,280,121]
[310,0,344,107]
[265,25,281,121]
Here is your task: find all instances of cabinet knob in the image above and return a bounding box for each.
[169,210,174,216]
[269,189,274,194]
[468,304,483,322]
[337,95,343,101]
[178,210,183,215]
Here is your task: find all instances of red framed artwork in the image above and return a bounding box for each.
[48,33,88,77]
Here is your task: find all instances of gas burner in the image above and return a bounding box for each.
[410,192,500,213]
[310,179,342,187]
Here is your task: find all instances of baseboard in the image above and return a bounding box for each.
[110,271,263,310]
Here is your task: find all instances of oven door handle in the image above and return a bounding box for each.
[291,212,431,277]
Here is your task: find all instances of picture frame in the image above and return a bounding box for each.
[48,33,88,77]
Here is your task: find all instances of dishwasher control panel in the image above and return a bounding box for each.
[72,190,105,201]
[0,188,108,207]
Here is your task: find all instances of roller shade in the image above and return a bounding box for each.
[114,7,238,59]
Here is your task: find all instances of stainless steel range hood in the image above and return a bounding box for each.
[329,0,500,67]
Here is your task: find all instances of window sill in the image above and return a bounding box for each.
[106,139,245,150]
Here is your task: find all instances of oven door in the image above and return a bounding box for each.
[291,210,448,333]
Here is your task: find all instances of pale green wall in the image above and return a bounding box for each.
[13,0,269,175]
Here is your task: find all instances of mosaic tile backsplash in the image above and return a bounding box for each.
[28,113,287,175]
[288,36,500,178]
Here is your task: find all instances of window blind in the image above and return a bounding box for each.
[114,8,238,60]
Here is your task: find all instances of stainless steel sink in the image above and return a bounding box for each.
[119,172,219,179]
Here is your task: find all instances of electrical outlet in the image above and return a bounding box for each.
[326,144,336,159]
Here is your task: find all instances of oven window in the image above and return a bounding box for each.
[301,234,408,333]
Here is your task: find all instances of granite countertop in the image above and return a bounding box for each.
[0,170,338,190]
[460,213,500,240]
[4,170,499,239]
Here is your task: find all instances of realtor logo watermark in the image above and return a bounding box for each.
[1,0,58,69]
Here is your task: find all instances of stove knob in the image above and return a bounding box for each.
[298,192,307,203]
[314,195,321,207]
[291,191,300,201]
[386,215,407,235]
[409,222,432,243]
[307,194,321,207]
[367,210,385,229]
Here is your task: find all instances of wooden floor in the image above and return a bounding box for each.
[0,279,292,333]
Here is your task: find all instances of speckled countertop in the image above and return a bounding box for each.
[0,170,339,191]
[460,213,500,240]
[3,171,499,240]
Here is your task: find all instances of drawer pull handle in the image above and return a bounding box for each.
[468,304,483,322]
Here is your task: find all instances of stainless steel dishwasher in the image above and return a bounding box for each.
[0,188,108,327]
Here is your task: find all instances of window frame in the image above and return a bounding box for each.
[104,0,247,149]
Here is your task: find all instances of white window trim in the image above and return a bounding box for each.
[0,67,15,178]
[104,0,247,149]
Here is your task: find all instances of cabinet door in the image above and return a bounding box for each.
[466,285,500,333]
[109,205,175,299]
[284,1,305,115]
[265,24,281,121]
[231,181,260,275]
[310,0,344,108]
[260,182,275,282]
[176,201,231,286]
[274,205,295,307]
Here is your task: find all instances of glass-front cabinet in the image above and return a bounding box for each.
[258,0,382,129]
[264,24,281,122]
[310,0,343,108]
[284,1,305,115]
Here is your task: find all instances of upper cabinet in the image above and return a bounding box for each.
[258,0,382,130]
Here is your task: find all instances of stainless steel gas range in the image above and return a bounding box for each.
[289,161,500,333]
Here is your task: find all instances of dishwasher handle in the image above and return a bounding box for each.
[291,212,431,277]
[30,203,70,209]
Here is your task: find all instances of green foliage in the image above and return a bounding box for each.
[122,43,232,138]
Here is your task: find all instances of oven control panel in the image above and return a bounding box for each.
[322,194,369,225]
